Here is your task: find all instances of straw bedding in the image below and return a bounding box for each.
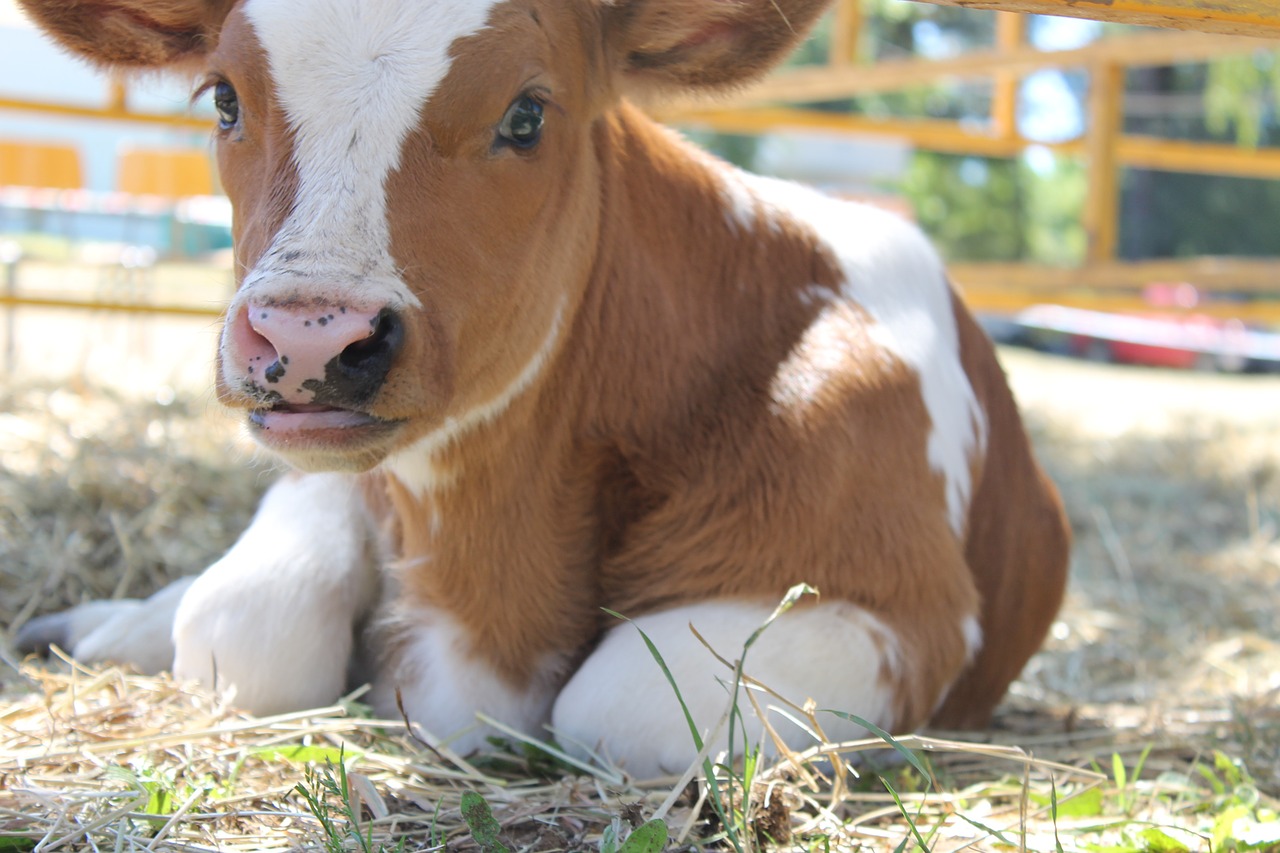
[2,347,1278,851]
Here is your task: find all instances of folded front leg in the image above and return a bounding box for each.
[173,472,384,714]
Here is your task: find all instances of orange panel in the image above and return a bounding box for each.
[0,140,84,190]
[116,147,218,198]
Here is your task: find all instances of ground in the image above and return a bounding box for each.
[1,303,1278,851]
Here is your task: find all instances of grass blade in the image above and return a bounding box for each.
[602,608,705,753]
[880,774,933,852]
[823,711,933,784]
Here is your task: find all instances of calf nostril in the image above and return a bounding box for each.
[338,308,403,376]
[232,306,282,380]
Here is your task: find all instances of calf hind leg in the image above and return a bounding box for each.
[551,600,951,780]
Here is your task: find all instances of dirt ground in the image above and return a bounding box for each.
[1,310,1278,848]
[999,347,1280,794]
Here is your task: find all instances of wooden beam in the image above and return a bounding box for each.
[830,0,862,66]
[662,29,1259,112]
[910,0,1280,38]
[1117,134,1280,179]
[673,108,1280,181]
[951,258,1280,292]
[991,12,1026,139]
[961,288,1280,322]
[0,294,223,318]
[1084,62,1124,263]
[0,96,212,131]
[107,78,128,112]
[956,258,1280,322]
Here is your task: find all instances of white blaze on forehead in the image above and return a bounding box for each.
[723,168,988,537]
[240,0,502,305]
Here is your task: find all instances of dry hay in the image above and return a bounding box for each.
[3,346,1280,851]
[0,381,268,624]
[0,656,1139,852]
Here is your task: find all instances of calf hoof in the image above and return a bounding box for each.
[16,600,140,657]
[14,578,191,675]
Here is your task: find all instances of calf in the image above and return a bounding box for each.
[18,0,1069,777]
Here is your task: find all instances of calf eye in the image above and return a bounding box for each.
[498,95,544,149]
[212,81,240,130]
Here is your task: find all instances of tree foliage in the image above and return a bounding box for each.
[1205,49,1280,148]
[1123,59,1280,258]
[902,154,1028,261]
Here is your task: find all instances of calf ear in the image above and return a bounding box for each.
[604,0,830,92]
[17,0,235,69]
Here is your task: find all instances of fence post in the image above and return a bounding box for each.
[1,240,21,376]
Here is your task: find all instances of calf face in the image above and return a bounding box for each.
[213,1,607,472]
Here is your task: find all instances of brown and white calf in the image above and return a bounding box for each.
[17,0,1070,777]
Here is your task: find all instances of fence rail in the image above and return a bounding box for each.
[2,256,1276,322]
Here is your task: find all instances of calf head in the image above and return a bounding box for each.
[21,0,831,471]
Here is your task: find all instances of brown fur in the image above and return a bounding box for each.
[16,0,235,68]
[603,0,827,90]
[933,294,1071,727]
[21,0,1070,733]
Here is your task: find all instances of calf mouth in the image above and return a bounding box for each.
[249,401,385,432]
[247,402,404,468]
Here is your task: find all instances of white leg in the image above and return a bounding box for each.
[172,473,381,715]
[370,607,563,754]
[73,577,195,673]
[551,600,904,779]
[15,577,193,675]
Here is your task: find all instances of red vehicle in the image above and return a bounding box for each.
[1014,285,1280,373]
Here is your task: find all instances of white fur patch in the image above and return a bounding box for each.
[721,169,987,537]
[236,0,500,311]
[961,614,984,662]
[931,614,987,716]
[767,301,859,418]
[551,600,903,779]
[172,473,380,714]
[373,609,562,754]
[383,296,568,498]
[75,578,193,674]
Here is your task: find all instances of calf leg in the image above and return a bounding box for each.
[16,577,193,675]
[172,472,383,714]
[551,600,948,780]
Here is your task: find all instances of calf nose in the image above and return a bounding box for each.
[231,300,404,407]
